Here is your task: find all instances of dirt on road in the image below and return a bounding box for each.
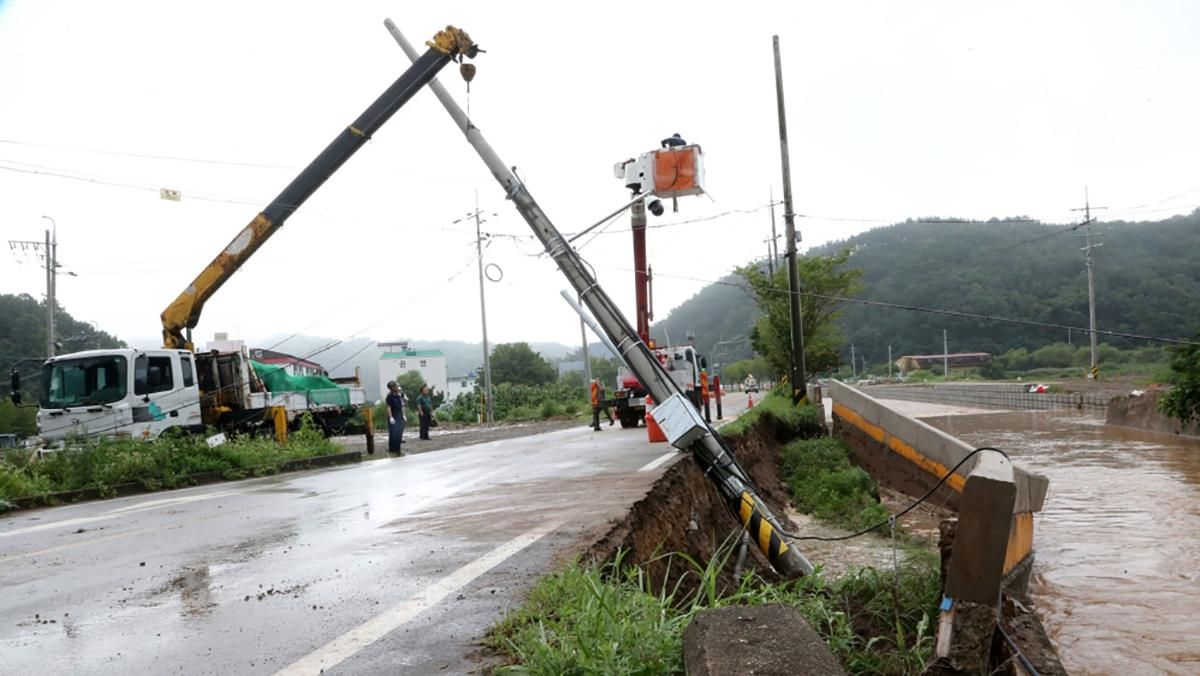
[333,417,586,457]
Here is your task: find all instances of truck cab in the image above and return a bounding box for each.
[36,348,204,445]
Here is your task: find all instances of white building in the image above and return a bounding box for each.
[446,372,478,401]
[378,341,447,400]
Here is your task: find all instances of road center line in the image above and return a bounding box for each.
[638,450,679,473]
[274,519,562,676]
[0,490,240,539]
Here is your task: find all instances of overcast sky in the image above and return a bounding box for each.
[3,1,1199,358]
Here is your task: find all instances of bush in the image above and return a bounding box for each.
[781,437,890,532]
[539,400,564,419]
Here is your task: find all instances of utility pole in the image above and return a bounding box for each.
[850,344,856,378]
[8,216,59,358]
[1071,190,1106,380]
[943,329,949,379]
[888,344,892,379]
[773,35,807,405]
[763,238,775,275]
[473,192,495,423]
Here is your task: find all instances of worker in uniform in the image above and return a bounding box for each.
[590,377,612,431]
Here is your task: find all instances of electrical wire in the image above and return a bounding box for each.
[779,447,1009,542]
[597,263,1200,347]
[0,137,298,170]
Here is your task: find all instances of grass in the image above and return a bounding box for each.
[719,388,824,440]
[0,415,337,509]
[488,544,939,676]
[780,436,891,532]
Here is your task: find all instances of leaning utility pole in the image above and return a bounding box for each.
[773,35,807,405]
[388,20,812,578]
[473,192,495,423]
[1071,190,1106,380]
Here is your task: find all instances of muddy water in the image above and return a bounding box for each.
[907,407,1200,676]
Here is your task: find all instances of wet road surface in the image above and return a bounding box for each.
[0,395,750,675]
[896,404,1200,676]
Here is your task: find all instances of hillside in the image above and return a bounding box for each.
[0,293,125,380]
[651,211,1200,369]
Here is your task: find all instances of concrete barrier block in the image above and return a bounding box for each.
[684,605,845,676]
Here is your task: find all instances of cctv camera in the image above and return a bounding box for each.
[648,199,665,217]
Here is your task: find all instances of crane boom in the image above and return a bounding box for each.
[160,26,479,350]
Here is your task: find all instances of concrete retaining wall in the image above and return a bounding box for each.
[1106,389,1200,438]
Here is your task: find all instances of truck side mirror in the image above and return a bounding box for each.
[9,370,20,405]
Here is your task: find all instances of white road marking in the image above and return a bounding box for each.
[0,489,240,539]
[638,450,680,473]
[274,519,562,676]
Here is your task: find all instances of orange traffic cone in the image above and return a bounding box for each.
[645,394,667,443]
[747,392,755,408]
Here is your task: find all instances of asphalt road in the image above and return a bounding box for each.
[0,394,751,675]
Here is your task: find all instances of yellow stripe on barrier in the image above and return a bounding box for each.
[1003,512,1035,574]
[833,402,965,493]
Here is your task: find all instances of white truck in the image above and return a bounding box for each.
[29,346,366,445]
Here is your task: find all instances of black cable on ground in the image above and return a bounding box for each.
[778,446,1010,542]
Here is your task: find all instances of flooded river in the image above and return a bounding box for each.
[898,405,1200,675]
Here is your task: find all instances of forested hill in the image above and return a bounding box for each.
[652,211,1200,367]
[0,293,124,382]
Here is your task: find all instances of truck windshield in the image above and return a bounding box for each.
[41,356,128,408]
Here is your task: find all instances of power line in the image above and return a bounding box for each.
[0,137,298,170]
[593,262,1200,347]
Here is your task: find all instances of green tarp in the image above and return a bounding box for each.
[249,360,350,407]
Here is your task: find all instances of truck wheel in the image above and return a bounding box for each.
[619,413,639,429]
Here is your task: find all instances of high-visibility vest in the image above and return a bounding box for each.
[590,381,599,406]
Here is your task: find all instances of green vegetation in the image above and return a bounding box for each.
[491,342,558,386]
[739,248,864,377]
[718,356,771,386]
[488,547,939,675]
[438,382,585,423]
[0,398,36,439]
[781,436,890,532]
[1159,332,1200,424]
[0,415,337,508]
[718,388,823,440]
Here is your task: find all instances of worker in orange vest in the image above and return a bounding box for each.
[590,377,613,431]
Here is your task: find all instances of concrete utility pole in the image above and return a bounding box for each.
[850,344,856,378]
[763,238,775,275]
[943,329,949,379]
[473,193,495,423]
[773,35,807,405]
[1071,190,1106,380]
[8,218,58,358]
[888,345,893,379]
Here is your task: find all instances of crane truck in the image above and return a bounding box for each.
[9,26,481,447]
[608,141,711,427]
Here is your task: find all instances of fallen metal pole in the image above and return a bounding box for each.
[385,19,812,577]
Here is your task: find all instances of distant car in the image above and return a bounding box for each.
[1027,384,1048,393]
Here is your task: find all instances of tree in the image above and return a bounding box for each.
[0,398,37,438]
[1159,334,1200,424]
[489,342,557,386]
[392,370,444,410]
[738,248,864,379]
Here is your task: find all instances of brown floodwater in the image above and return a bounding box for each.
[909,407,1200,675]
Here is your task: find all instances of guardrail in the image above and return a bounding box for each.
[866,382,1114,412]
